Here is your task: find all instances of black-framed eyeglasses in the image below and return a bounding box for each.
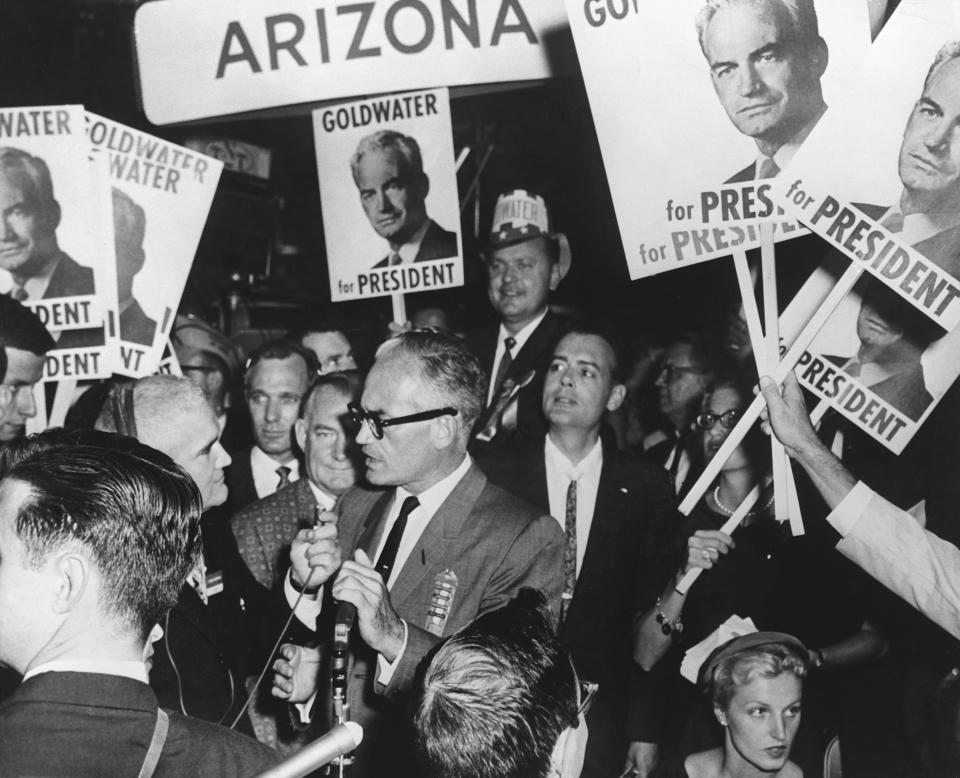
[659,363,707,382]
[348,402,458,439]
[574,679,599,726]
[695,409,742,431]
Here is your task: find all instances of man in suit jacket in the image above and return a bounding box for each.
[0,429,278,775]
[233,372,361,589]
[351,130,459,268]
[113,187,158,346]
[468,189,572,447]
[476,325,678,778]
[226,340,318,515]
[847,45,960,281]
[693,0,828,183]
[272,330,564,777]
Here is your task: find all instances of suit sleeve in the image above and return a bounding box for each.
[378,513,565,699]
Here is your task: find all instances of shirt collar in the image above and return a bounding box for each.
[307,479,338,510]
[882,202,960,245]
[395,219,432,264]
[498,308,548,353]
[759,106,826,175]
[543,434,603,481]
[24,658,149,684]
[395,454,472,518]
[251,445,299,477]
[17,251,63,300]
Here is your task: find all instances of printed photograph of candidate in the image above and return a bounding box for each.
[350,129,457,268]
[854,41,960,282]
[825,276,945,422]
[0,147,94,302]
[112,187,157,347]
[695,0,829,182]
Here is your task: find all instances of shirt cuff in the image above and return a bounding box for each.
[826,480,874,537]
[375,620,409,685]
[284,571,324,629]
[295,689,319,724]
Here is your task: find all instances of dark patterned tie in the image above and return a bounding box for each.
[375,496,420,584]
[561,480,577,623]
[491,336,516,396]
[275,465,291,491]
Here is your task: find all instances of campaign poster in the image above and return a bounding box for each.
[780,259,960,454]
[770,0,960,332]
[313,88,463,302]
[87,113,224,378]
[564,0,870,279]
[0,104,115,381]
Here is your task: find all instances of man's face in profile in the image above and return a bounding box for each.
[0,167,59,274]
[702,2,823,151]
[899,57,960,214]
[354,147,428,246]
[0,348,43,442]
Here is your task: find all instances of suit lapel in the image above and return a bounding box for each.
[508,311,559,380]
[387,465,486,609]
[355,491,396,558]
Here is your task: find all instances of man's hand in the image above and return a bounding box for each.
[757,372,822,461]
[289,518,341,589]
[331,549,405,661]
[624,741,659,778]
[272,643,321,703]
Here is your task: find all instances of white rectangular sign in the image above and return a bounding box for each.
[135,0,570,125]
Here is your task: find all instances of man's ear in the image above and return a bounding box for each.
[606,383,627,413]
[45,199,62,232]
[51,551,89,615]
[294,417,307,453]
[431,412,458,451]
[809,38,829,79]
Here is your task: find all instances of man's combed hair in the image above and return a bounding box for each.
[695,0,821,54]
[923,41,960,91]
[350,129,425,182]
[0,295,55,356]
[0,146,57,206]
[415,589,577,778]
[0,428,202,640]
[243,339,319,390]
[378,329,486,430]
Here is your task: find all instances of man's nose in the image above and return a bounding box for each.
[378,190,394,213]
[213,441,231,469]
[18,387,37,419]
[925,119,954,152]
[0,215,16,241]
[737,62,762,96]
[264,398,282,422]
[333,434,347,460]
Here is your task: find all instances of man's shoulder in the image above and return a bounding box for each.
[165,709,279,773]
[234,477,312,520]
[416,219,458,261]
[45,252,95,297]
[851,202,887,220]
[726,161,757,184]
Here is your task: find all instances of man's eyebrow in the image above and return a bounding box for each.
[919,96,944,115]
[574,359,602,371]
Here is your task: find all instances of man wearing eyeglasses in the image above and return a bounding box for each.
[476,325,678,778]
[0,295,53,443]
[272,329,564,778]
[415,589,591,778]
[645,334,723,497]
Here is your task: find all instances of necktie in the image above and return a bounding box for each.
[491,336,516,396]
[375,496,419,584]
[668,430,687,491]
[757,157,780,179]
[561,480,577,623]
[389,251,402,266]
[11,286,27,302]
[275,465,291,491]
[881,211,905,234]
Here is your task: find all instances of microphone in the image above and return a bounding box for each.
[333,600,357,651]
[331,599,356,726]
[252,722,363,778]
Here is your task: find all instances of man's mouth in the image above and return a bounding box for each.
[738,101,777,116]
[908,152,947,175]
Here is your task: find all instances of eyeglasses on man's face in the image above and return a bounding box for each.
[347,402,458,440]
[695,408,742,431]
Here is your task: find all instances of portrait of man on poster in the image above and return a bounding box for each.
[350,129,458,269]
[695,0,829,182]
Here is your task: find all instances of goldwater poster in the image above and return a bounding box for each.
[0,104,115,381]
[88,112,224,377]
[770,0,960,333]
[563,0,870,279]
[313,88,463,302]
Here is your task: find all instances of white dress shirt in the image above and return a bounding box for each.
[388,218,431,265]
[24,658,149,684]
[876,203,960,245]
[251,445,300,499]
[486,309,548,404]
[752,107,825,179]
[544,435,603,576]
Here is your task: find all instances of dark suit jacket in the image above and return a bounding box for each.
[824,353,932,422]
[232,477,319,589]
[467,310,567,448]
[372,219,458,268]
[309,465,564,776]
[855,201,960,282]
[476,438,679,777]
[726,161,757,184]
[224,446,260,517]
[43,252,95,298]
[121,297,158,347]
[0,671,277,777]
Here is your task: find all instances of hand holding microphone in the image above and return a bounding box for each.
[289,510,342,591]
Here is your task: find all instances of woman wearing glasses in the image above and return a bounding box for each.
[634,371,786,758]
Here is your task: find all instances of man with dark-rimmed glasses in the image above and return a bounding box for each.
[272,329,564,778]
[415,588,593,778]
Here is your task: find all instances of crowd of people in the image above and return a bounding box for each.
[0,158,960,778]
